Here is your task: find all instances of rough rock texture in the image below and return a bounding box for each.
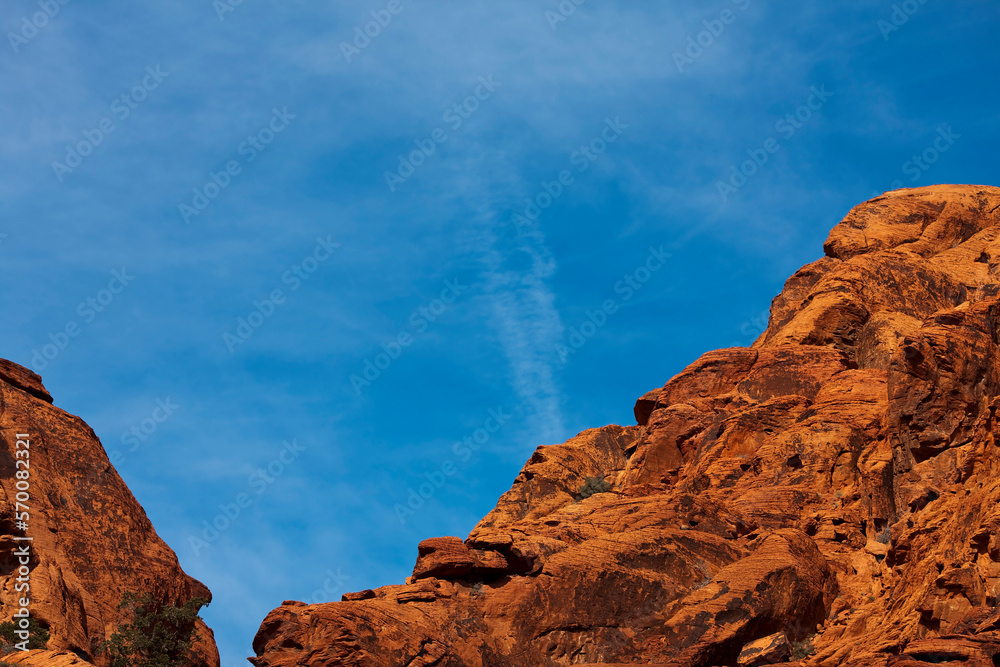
[1,649,97,666]
[0,363,219,666]
[251,185,1000,666]
[736,631,791,666]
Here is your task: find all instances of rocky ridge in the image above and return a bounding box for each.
[244,184,1000,666]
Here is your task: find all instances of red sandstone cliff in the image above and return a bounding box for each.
[0,360,219,666]
[250,184,1000,667]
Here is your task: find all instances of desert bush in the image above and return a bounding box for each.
[0,617,49,650]
[790,634,816,659]
[578,476,612,499]
[100,592,207,667]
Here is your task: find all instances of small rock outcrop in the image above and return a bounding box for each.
[737,632,791,666]
[250,185,1000,666]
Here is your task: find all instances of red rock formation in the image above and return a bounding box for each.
[250,184,1000,666]
[1,649,96,666]
[0,362,218,666]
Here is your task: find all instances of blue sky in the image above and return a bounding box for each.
[2,1,998,664]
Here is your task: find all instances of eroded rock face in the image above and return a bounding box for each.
[251,185,1000,666]
[1,649,97,666]
[0,364,219,666]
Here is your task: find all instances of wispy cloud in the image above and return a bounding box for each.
[482,222,566,445]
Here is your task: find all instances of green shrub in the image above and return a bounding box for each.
[0,617,50,650]
[578,476,612,499]
[790,634,816,659]
[99,592,207,667]
[876,527,891,544]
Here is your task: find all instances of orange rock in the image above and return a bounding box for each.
[412,537,477,580]
[0,649,96,666]
[251,185,1000,667]
[0,362,218,666]
[736,631,791,666]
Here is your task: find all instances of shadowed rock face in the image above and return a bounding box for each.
[0,364,219,666]
[251,185,1000,667]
